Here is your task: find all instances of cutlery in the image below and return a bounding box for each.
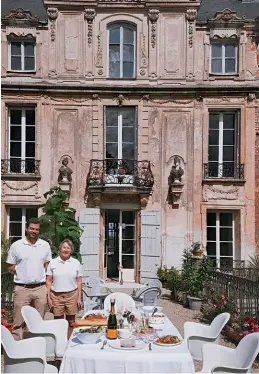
[151,307,158,316]
[149,342,152,351]
[101,340,107,350]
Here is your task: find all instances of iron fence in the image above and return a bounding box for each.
[1,159,41,176]
[203,163,245,179]
[205,270,259,317]
[1,272,14,308]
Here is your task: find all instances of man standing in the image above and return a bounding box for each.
[7,217,52,340]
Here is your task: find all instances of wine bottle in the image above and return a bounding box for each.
[107,298,117,340]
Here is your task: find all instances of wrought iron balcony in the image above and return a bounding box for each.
[87,159,154,191]
[203,163,245,180]
[1,159,40,176]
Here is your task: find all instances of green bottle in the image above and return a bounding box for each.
[107,298,117,340]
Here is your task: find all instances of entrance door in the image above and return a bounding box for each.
[104,210,136,282]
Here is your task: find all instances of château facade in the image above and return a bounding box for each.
[1,0,259,282]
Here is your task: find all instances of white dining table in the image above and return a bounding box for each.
[101,282,146,290]
[60,311,195,374]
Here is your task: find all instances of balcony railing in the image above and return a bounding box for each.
[87,159,154,190]
[1,159,40,176]
[203,163,245,179]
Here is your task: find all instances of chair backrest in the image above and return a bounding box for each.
[21,305,43,332]
[104,293,136,313]
[209,312,230,337]
[147,279,162,290]
[235,333,259,368]
[86,276,104,294]
[142,287,160,306]
[1,325,46,373]
[82,289,100,312]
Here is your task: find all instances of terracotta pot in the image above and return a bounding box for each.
[224,325,243,345]
[192,250,203,257]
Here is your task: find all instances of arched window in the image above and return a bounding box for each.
[108,23,136,79]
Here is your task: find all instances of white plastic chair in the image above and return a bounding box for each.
[146,279,162,290]
[104,292,136,313]
[1,325,58,373]
[82,288,101,312]
[84,276,109,309]
[184,312,230,360]
[200,332,259,373]
[21,306,68,358]
[133,286,161,307]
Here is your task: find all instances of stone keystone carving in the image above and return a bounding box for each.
[148,10,159,48]
[208,8,246,23]
[47,8,58,42]
[58,157,73,183]
[84,9,96,47]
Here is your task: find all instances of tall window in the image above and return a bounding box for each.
[8,41,35,72]
[211,41,238,74]
[105,107,137,178]
[8,207,38,243]
[208,112,238,178]
[206,212,234,268]
[108,23,136,79]
[8,108,36,173]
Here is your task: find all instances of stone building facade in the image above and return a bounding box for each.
[1,0,259,282]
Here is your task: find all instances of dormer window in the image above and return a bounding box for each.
[8,41,36,72]
[211,41,238,75]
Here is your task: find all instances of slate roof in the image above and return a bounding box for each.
[1,0,259,23]
[1,0,48,22]
[197,0,259,22]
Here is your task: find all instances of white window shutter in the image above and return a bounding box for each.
[79,208,100,280]
[140,210,161,283]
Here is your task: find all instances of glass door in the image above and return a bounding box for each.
[105,107,136,184]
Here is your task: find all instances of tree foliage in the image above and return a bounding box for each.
[38,187,83,261]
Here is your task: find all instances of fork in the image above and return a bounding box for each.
[101,340,107,350]
[149,342,152,351]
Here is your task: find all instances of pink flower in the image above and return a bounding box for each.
[223,300,227,305]
[221,294,225,300]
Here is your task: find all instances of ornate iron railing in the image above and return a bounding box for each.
[1,159,40,176]
[1,272,14,308]
[87,159,154,189]
[203,163,245,179]
[205,271,259,317]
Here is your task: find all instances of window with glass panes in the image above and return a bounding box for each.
[8,108,36,173]
[8,41,35,71]
[108,24,136,78]
[208,112,238,178]
[8,207,38,243]
[211,41,238,74]
[206,212,234,268]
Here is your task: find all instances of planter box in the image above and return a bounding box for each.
[187,295,202,311]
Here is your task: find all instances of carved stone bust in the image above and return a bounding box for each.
[169,156,184,185]
[58,157,73,183]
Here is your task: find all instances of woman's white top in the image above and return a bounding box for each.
[46,256,82,292]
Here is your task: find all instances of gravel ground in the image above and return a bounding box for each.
[2,288,259,373]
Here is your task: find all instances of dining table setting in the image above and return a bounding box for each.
[59,305,195,373]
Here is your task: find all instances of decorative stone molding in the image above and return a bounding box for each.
[6,26,37,38]
[84,9,96,47]
[114,94,127,106]
[203,185,239,202]
[139,32,148,76]
[186,9,197,48]
[47,8,58,42]
[186,9,197,22]
[210,28,240,39]
[96,33,103,74]
[140,194,150,209]
[2,180,41,199]
[247,93,256,102]
[168,156,185,208]
[148,10,159,48]
[92,193,101,208]
[102,195,140,204]
[207,8,246,29]
[2,8,41,26]
[48,70,58,78]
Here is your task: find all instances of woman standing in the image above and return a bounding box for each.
[46,239,82,339]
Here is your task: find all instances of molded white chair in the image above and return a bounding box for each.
[82,288,101,312]
[184,312,230,361]
[104,292,136,313]
[133,287,161,307]
[1,325,58,373]
[200,332,259,373]
[146,279,162,290]
[21,306,68,358]
[84,276,110,309]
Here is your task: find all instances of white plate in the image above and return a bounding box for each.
[108,340,146,351]
[153,340,182,347]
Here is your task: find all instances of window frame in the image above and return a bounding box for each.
[208,111,239,178]
[210,40,238,75]
[8,40,36,73]
[107,23,136,79]
[206,211,235,269]
[7,207,38,243]
[8,107,36,174]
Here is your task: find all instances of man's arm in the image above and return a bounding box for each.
[6,244,16,274]
[7,264,16,274]
[44,244,52,272]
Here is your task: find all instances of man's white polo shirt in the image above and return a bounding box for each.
[7,237,52,284]
[46,256,82,292]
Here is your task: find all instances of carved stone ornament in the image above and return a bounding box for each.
[140,194,150,209]
[84,9,96,47]
[210,28,239,39]
[58,157,73,183]
[208,8,246,27]
[2,8,41,26]
[168,156,185,208]
[247,93,256,102]
[203,185,239,202]
[47,8,58,42]
[186,9,197,22]
[96,33,103,70]
[2,180,41,199]
[115,94,126,106]
[148,10,159,48]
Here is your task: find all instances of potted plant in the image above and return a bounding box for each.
[191,241,203,257]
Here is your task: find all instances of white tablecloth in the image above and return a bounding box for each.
[101,282,146,290]
[60,312,194,374]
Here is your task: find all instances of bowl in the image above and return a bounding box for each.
[149,313,165,325]
[118,329,132,339]
[76,332,102,344]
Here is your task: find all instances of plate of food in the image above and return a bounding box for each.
[74,314,107,327]
[153,335,182,346]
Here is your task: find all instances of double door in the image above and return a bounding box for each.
[104,210,136,282]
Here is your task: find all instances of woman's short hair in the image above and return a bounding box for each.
[59,239,74,254]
